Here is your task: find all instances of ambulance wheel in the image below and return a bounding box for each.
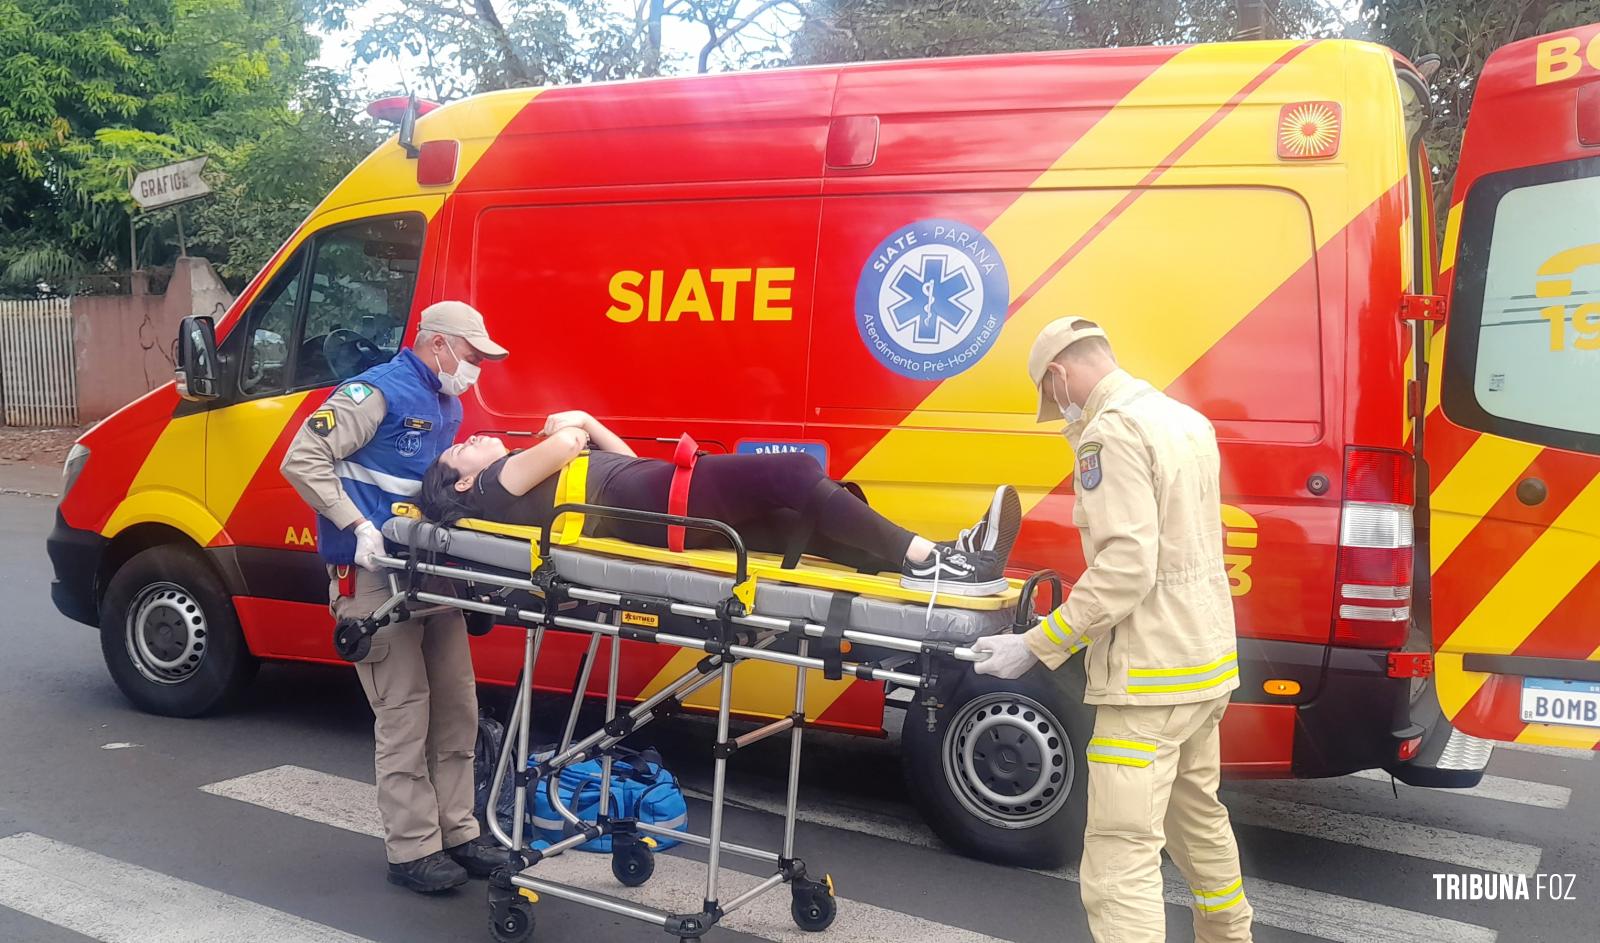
[489,900,535,943]
[99,545,257,718]
[901,657,1089,867]
[611,840,655,887]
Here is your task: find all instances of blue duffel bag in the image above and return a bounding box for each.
[528,747,688,853]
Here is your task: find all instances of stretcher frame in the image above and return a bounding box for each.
[349,502,1061,943]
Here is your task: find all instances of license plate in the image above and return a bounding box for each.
[1520,677,1600,728]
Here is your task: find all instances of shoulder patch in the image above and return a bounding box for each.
[1077,441,1103,491]
[340,382,373,404]
[307,409,336,438]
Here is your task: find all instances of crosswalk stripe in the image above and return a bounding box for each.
[202,765,1019,943]
[1350,768,1571,809]
[1499,742,1595,760]
[682,785,1499,943]
[1225,792,1541,874]
[0,832,375,943]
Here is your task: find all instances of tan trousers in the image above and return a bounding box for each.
[330,566,481,864]
[1080,696,1253,943]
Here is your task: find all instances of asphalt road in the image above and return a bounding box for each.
[1,493,1596,943]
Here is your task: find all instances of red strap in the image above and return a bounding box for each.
[667,433,700,552]
[336,565,355,599]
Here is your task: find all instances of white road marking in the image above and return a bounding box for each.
[0,832,375,943]
[100,742,139,750]
[1499,742,1595,760]
[684,784,1499,943]
[1225,792,1541,874]
[202,765,1020,943]
[1351,768,1571,809]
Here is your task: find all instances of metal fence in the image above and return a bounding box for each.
[0,298,78,427]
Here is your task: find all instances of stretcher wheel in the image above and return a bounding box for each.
[611,839,655,887]
[489,900,535,943]
[332,618,371,662]
[790,876,836,932]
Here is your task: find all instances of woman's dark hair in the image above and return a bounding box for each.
[419,456,476,524]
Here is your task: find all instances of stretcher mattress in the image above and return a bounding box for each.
[383,517,1017,646]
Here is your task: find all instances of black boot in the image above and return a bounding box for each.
[447,835,504,878]
[388,850,469,893]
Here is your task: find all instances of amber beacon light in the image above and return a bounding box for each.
[1277,101,1342,160]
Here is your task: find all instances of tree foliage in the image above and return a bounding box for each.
[1357,0,1600,205]
[0,0,375,294]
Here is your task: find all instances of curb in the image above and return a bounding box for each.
[0,487,59,499]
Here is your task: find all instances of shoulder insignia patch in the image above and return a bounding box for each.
[307,409,336,437]
[402,416,433,432]
[340,382,373,404]
[1077,441,1103,491]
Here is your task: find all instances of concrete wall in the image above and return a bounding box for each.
[74,257,234,423]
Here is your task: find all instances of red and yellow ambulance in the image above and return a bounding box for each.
[45,26,1600,865]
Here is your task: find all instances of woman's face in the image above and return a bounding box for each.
[442,434,510,491]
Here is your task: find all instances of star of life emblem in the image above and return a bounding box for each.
[854,218,1010,380]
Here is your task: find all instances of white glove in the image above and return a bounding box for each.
[542,410,592,437]
[353,520,385,572]
[972,633,1040,680]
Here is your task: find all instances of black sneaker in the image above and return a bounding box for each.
[447,835,504,878]
[387,850,469,893]
[956,485,1022,563]
[901,543,1007,596]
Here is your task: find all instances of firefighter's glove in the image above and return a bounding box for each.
[972,632,1038,680]
[353,520,385,572]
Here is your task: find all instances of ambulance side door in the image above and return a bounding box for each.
[1429,24,1600,748]
[206,212,426,620]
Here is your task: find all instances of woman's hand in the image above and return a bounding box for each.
[557,424,590,451]
[542,411,593,437]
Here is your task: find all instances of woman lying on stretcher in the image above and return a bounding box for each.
[418,410,1021,596]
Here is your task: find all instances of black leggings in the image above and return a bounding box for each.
[595,453,915,573]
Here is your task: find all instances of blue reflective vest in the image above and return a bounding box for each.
[315,349,462,565]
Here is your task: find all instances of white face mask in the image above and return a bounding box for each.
[1052,368,1084,425]
[435,342,480,397]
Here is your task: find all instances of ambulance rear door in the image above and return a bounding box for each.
[1428,23,1600,749]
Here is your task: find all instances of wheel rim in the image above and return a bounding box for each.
[943,691,1073,829]
[124,582,208,685]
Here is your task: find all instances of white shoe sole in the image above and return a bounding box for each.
[899,575,1009,597]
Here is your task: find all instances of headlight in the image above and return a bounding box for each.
[61,443,90,496]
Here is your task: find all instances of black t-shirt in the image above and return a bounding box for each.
[469,450,653,529]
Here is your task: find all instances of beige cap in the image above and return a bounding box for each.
[1026,317,1108,422]
[418,300,508,360]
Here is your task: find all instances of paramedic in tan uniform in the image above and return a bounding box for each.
[973,317,1253,942]
[281,301,507,893]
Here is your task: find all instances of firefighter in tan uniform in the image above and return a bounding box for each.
[974,317,1253,942]
[281,301,508,893]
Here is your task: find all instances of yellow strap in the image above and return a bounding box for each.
[550,453,590,546]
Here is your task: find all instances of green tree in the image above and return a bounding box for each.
[788,0,1345,65]
[0,0,368,295]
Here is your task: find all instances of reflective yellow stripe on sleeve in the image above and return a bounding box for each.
[1192,878,1246,913]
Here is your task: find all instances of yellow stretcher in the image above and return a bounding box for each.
[331,498,1060,943]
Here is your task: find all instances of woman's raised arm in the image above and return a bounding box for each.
[497,426,588,497]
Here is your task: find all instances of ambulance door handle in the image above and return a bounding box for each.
[1516,477,1548,507]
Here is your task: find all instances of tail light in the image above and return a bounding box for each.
[1332,448,1414,649]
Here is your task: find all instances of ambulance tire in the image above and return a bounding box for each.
[99,545,258,717]
[901,658,1090,867]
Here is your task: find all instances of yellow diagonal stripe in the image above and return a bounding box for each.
[1439,202,1463,276]
[844,41,1409,535]
[634,650,855,722]
[204,393,313,535]
[1515,721,1600,751]
[1441,471,1600,656]
[1428,435,1542,573]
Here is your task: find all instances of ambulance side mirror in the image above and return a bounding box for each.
[176,315,219,402]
